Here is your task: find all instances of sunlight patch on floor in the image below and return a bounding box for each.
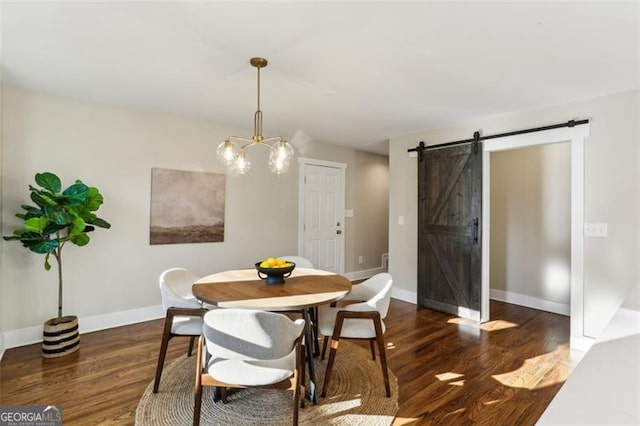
[442,407,466,418]
[392,416,421,425]
[342,414,396,424]
[318,397,362,414]
[492,344,573,390]
[435,372,466,386]
[435,372,464,381]
[447,317,519,331]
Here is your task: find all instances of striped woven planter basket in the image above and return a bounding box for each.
[42,315,80,358]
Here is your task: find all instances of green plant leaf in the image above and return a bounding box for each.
[11,230,41,239]
[74,204,95,221]
[30,191,57,207]
[70,233,90,246]
[35,172,61,193]
[44,253,52,271]
[84,188,104,211]
[70,216,86,235]
[43,222,67,235]
[24,217,49,232]
[28,239,59,254]
[21,204,41,213]
[83,225,95,233]
[63,182,88,203]
[44,205,72,225]
[92,217,111,229]
[19,205,43,220]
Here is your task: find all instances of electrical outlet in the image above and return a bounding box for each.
[358,256,364,264]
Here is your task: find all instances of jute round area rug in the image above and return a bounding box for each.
[136,341,398,425]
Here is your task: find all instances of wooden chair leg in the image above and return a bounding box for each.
[373,318,391,397]
[220,387,228,403]
[188,336,196,357]
[321,336,329,360]
[193,381,202,426]
[321,315,345,398]
[369,339,376,361]
[153,314,174,393]
[193,336,204,426]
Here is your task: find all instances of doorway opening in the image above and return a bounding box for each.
[481,124,591,350]
[489,143,571,316]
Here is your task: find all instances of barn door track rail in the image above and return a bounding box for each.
[408,119,590,154]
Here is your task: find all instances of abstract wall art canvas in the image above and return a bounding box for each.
[150,168,225,244]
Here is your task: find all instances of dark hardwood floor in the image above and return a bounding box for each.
[0,299,574,425]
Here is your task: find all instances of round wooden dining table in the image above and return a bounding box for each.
[192,267,351,403]
[193,267,351,310]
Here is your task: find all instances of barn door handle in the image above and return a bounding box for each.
[473,218,479,244]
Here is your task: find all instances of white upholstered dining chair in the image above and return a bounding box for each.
[153,268,207,393]
[278,255,314,269]
[318,272,394,397]
[193,309,306,426]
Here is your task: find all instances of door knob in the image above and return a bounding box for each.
[336,230,342,235]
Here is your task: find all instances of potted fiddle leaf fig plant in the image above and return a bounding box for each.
[3,172,111,357]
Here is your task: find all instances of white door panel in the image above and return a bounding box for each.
[300,162,345,273]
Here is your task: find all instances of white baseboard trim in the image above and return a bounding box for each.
[391,287,417,304]
[344,266,386,281]
[3,324,45,350]
[2,304,164,350]
[490,289,570,316]
[570,335,595,352]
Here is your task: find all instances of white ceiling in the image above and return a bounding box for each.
[2,2,638,155]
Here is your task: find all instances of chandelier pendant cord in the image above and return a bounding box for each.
[253,66,263,143]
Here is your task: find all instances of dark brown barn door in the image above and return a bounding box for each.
[417,143,482,320]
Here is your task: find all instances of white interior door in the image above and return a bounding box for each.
[298,159,346,273]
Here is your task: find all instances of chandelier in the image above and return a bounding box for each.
[216,57,294,175]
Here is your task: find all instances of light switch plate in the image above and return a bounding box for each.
[345,209,354,218]
[398,216,405,225]
[584,223,608,237]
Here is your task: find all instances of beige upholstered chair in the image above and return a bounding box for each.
[194,309,305,426]
[318,272,394,397]
[153,268,207,393]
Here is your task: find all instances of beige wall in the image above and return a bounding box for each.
[353,151,389,270]
[0,86,389,336]
[389,89,639,338]
[0,81,4,355]
[490,143,571,305]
